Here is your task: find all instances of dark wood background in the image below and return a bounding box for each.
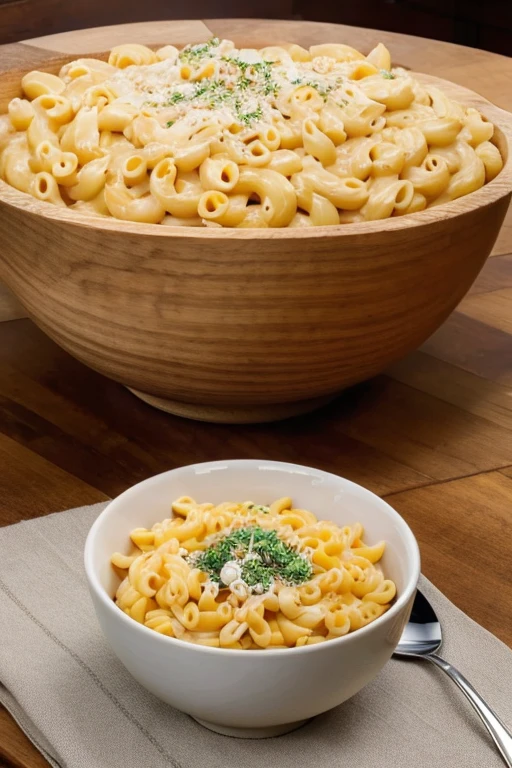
[298,0,512,57]
[0,1,294,44]
[0,0,510,55]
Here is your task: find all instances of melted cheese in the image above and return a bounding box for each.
[100,38,402,133]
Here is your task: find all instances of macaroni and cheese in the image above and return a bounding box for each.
[0,38,503,227]
[110,496,397,649]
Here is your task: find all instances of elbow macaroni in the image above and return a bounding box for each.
[1,38,503,227]
[110,496,397,650]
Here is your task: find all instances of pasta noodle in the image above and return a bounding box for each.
[110,496,397,649]
[1,38,503,227]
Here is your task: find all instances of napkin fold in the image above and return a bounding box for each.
[1,502,511,768]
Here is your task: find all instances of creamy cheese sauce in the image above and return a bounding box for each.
[101,37,399,132]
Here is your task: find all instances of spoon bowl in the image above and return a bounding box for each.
[394,588,442,657]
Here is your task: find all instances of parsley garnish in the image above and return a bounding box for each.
[193,82,210,98]
[165,120,174,128]
[380,69,396,79]
[290,78,335,101]
[194,525,312,591]
[178,37,220,63]
[238,106,263,125]
[306,81,334,100]
[263,79,279,97]
[161,92,185,106]
[221,57,279,101]
[146,46,280,126]
[222,55,246,69]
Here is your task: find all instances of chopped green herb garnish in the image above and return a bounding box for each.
[238,106,263,125]
[161,92,185,106]
[291,78,336,101]
[221,55,247,71]
[178,37,220,63]
[220,56,280,104]
[380,69,396,79]
[263,79,279,96]
[143,45,290,126]
[193,82,210,98]
[194,525,312,591]
[165,120,174,128]
[242,558,273,590]
[308,81,334,100]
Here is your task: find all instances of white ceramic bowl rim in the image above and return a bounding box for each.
[84,459,421,657]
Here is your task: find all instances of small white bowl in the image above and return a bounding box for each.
[84,460,420,738]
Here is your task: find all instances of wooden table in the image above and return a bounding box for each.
[0,18,511,768]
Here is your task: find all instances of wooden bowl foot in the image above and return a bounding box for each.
[127,388,336,424]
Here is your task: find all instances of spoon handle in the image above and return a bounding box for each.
[427,653,512,767]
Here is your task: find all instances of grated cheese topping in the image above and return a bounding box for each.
[103,37,400,133]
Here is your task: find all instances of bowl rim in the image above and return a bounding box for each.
[84,458,421,657]
[1,72,511,241]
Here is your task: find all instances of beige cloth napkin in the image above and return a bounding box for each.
[1,503,511,768]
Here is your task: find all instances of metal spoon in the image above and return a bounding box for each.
[394,589,512,767]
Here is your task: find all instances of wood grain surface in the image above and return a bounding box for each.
[1,16,512,317]
[1,146,509,419]
[1,24,511,421]
[0,18,511,768]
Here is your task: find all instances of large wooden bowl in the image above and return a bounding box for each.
[1,29,512,423]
